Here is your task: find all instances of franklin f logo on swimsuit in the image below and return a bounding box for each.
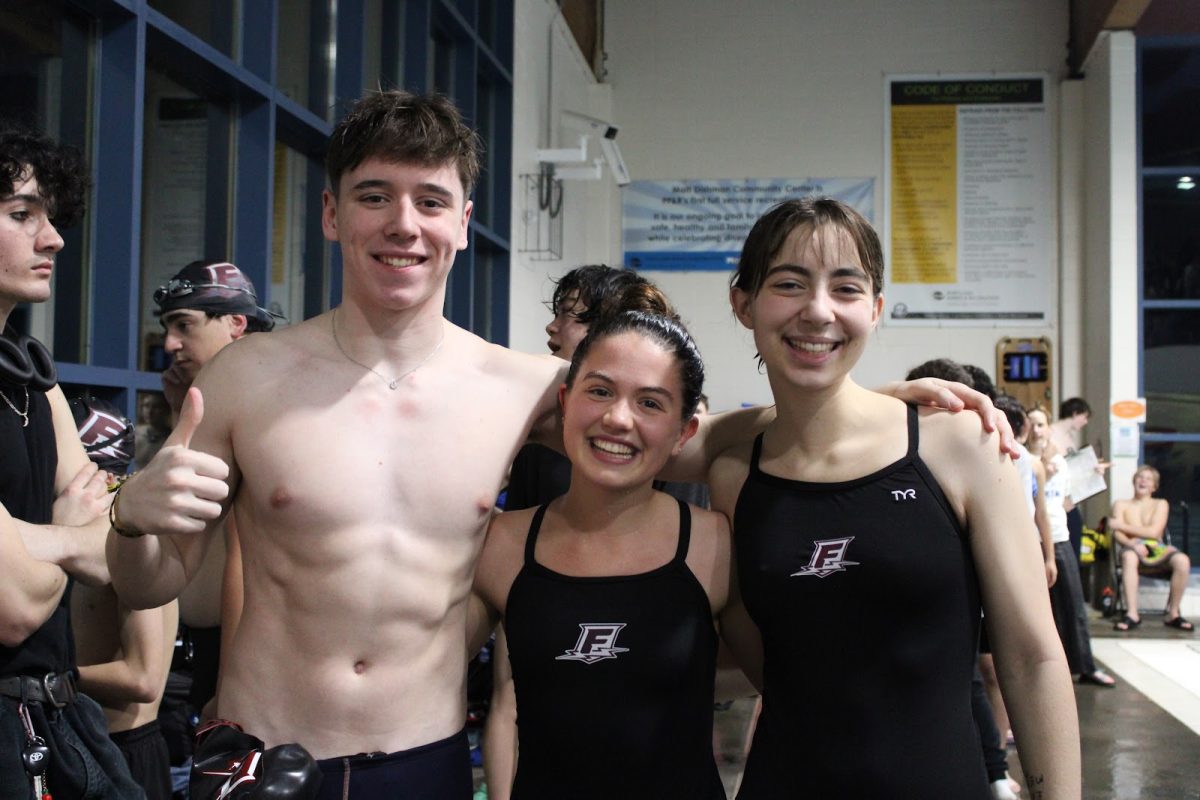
[556,623,630,664]
[791,536,859,578]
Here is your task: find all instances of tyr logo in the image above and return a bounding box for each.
[891,489,917,501]
[555,623,630,664]
[791,536,859,578]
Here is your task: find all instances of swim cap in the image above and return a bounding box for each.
[69,396,134,473]
[154,260,278,332]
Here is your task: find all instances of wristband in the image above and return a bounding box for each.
[108,482,145,539]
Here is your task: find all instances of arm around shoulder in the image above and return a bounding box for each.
[662,406,773,483]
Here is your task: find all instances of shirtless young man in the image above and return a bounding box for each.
[1109,465,1193,632]
[106,91,1010,798]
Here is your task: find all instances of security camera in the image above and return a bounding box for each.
[560,110,630,186]
[598,136,631,186]
[561,110,619,140]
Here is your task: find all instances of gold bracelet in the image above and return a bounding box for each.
[108,481,145,539]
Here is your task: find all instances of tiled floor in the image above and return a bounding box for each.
[708,613,1200,800]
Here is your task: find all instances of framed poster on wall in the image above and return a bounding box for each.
[883,74,1053,325]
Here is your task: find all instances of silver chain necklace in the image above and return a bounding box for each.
[1,385,30,427]
[330,307,445,390]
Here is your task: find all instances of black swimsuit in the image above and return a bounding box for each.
[505,498,724,799]
[734,405,988,799]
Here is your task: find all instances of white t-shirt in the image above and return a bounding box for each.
[1042,453,1071,544]
[1013,442,1036,518]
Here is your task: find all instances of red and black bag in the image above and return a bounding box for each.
[190,719,321,799]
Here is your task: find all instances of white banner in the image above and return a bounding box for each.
[623,177,874,271]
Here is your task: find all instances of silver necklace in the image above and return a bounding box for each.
[1,385,30,427]
[330,307,445,390]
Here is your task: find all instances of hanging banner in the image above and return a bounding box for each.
[884,74,1052,324]
[623,177,874,271]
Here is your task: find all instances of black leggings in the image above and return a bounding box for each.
[315,729,471,800]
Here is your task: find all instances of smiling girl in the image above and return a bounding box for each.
[470,311,730,799]
[709,198,1081,799]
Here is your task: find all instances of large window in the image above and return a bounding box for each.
[2,0,513,426]
[0,1,94,362]
[1140,38,1200,561]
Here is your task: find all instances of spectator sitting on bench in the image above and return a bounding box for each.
[1109,465,1193,632]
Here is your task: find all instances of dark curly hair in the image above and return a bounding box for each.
[549,265,674,326]
[0,125,89,228]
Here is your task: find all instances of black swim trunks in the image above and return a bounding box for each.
[314,729,472,800]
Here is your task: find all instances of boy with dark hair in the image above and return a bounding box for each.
[110,90,563,799]
[1,124,143,799]
[1050,396,1102,558]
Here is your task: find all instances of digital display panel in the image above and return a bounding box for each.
[1002,352,1047,383]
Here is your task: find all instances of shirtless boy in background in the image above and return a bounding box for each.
[1109,465,1193,632]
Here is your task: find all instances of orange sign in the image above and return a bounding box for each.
[1110,400,1146,420]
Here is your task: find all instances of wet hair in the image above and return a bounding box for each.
[1058,397,1091,420]
[566,311,704,421]
[993,393,1028,438]
[1133,464,1160,488]
[961,364,997,400]
[549,265,674,326]
[0,125,89,228]
[905,358,971,385]
[730,197,884,299]
[326,90,482,198]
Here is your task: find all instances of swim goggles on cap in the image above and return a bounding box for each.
[153,278,258,305]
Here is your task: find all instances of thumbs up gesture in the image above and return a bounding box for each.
[116,387,231,536]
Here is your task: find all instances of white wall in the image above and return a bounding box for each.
[509,0,622,356]
[594,0,1074,411]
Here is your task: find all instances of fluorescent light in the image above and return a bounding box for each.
[1178,176,1196,190]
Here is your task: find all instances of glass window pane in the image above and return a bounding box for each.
[277,0,337,119]
[147,0,239,58]
[271,142,331,322]
[362,0,384,94]
[133,390,171,470]
[1144,308,1200,431]
[139,62,233,370]
[1142,441,1200,564]
[473,78,495,230]
[432,31,456,96]
[1141,45,1200,168]
[0,1,94,362]
[1143,174,1200,299]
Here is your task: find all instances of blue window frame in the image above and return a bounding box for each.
[1138,35,1200,558]
[5,0,512,428]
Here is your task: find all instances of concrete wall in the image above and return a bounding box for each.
[509,0,623,356]
[583,0,1074,411]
